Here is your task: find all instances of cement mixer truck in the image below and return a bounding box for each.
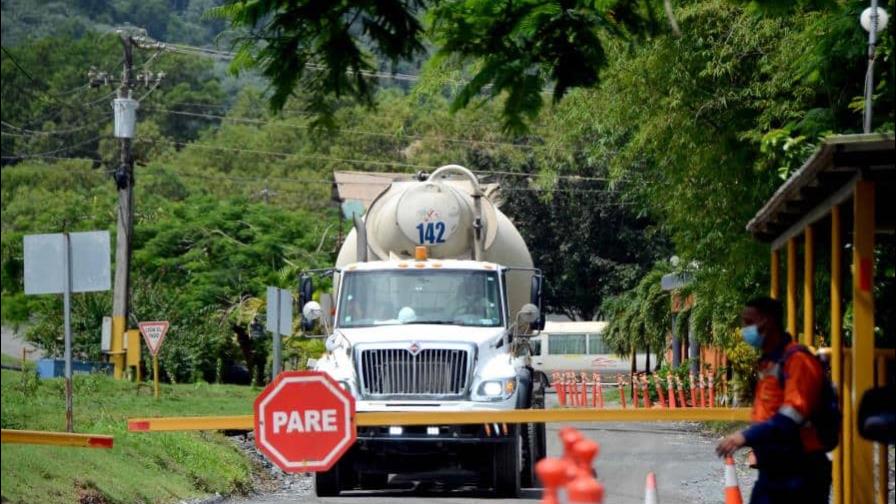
[300,165,547,497]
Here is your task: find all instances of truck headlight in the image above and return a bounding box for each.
[474,378,516,401]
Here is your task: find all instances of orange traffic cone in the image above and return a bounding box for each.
[568,438,604,503]
[644,472,658,504]
[536,457,567,504]
[724,456,743,504]
[568,475,605,503]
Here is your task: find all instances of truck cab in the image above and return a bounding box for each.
[301,166,547,496]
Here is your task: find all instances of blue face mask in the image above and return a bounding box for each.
[741,324,763,349]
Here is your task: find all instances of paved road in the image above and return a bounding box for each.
[225,417,756,504]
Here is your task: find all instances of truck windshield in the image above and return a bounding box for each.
[338,269,503,328]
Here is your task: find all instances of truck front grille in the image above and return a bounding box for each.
[357,346,472,398]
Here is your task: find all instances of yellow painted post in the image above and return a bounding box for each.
[787,237,798,337]
[153,355,160,400]
[803,225,814,347]
[843,352,853,504]
[126,329,141,382]
[770,249,780,299]
[852,180,875,504]
[830,205,843,504]
[875,355,888,504]
[110,315,126,379]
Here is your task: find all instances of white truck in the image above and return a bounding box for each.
[300,165,547,497]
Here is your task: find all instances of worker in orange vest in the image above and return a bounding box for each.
[716,297,832,504]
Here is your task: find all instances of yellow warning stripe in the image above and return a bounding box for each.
[1,429,114,448]
[128,407,751,432]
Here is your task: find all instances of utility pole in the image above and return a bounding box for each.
[110,32,135,379]
[90,29,162,379]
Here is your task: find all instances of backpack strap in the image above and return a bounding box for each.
[775,344,817,425]
[775,344,810,387]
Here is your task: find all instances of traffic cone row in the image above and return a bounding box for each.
[552,371,721,408]
[536,427,605,503]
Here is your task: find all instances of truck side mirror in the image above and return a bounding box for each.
[299,274,314,330]
[529,275,546,331]
[517,303,540,325]
[303,301,322,321]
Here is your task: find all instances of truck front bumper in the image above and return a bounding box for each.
[347,424,518,474]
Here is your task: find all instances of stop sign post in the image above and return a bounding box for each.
[254,371,356,473]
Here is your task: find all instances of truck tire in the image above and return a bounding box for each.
[521,372,547,488]
[314,464,341,497]
[358,472,389,489]
[494,429,521,497]
[522,421,547,488]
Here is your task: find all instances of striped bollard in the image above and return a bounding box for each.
[631,373,640,408]
[708,373,715,408]
[666,374,676,408]
[580,372,588,407]
[688,373,697,408]
[640,374,652,408]
[699,371,706,408]
[653,373,666,407]
[617,375,627,409]
[565,372,576,407]
[676,376,686,408]
[555,372,566,407]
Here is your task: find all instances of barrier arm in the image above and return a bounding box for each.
[1,429,114,448]
[128,407,752,432]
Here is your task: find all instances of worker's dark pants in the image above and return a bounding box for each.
[750,452,831,504]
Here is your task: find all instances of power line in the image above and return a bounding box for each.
[0,154,632,199]
[143,38,423,83]
[1,135,106,161]
[1,46,98,104]
[143,106,544,150]
[1,118,108,136]
[145,138,434,170]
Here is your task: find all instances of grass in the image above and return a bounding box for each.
[1,368,261,504]
[1,352,34,370]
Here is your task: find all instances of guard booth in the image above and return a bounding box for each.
[746,133,895,504]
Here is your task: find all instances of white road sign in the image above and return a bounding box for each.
[138,321,169,356]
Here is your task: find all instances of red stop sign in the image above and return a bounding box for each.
[254,371,356,473]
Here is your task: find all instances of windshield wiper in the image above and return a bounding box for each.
[402,320,454,325]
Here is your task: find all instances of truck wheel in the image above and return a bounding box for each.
[521,421,547,488]
[522,373,547,488]
[494,429,521,497]
[314,465,341,497]
[358,472,389,489]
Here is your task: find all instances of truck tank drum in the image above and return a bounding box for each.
[336,176,534,316]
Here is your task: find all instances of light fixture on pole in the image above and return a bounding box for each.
[860,3,889,133]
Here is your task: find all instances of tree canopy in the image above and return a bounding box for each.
[2,0,893,383]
